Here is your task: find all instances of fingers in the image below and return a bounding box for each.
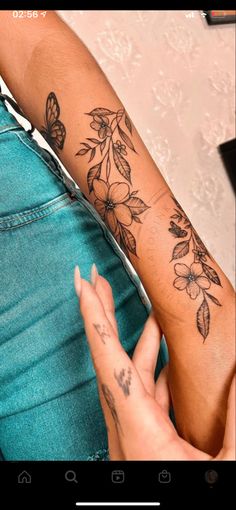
[91,263,119,337]
[97,380,124,460]
[74,265,146,438]
[74,265,182,459]
[91,264,123,459]
[132,310,162,397]
[75,264,122,457]
[222,374,235,458]
[75,268,121,364]
[155,364,170,414]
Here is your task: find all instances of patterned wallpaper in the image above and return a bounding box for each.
[1,10,235,285]
[58,9,235,284]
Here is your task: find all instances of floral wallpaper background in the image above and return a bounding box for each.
[1,10,235,285]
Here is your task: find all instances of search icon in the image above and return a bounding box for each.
[65,470,78,483]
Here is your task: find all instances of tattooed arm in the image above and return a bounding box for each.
[0,11,234,454]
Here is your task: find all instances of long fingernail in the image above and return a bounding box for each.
[91,263,98,287]
[74,265,81,297]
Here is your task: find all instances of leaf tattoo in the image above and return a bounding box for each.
[114,367,132,397]
[168,196,222,342]
[112,143,132,183]
[40,92,66,152]
[171,240,190,261]
[125,114,132,134]
[75,106,150,258]
[87,163,102,193]
[201,263,221,286]
[101,384,123,435]
[197,299,210,340]
[117,125,135,152]
[205,292,221,306]
[88,107,116,117]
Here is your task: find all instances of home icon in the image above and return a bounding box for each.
[18,471,31,484]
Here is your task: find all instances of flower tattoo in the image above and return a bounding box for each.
[113,140,127,156]
[75,107,150,258]
[173,262,210,299]
[90,114,112,139]
[169,197,222,342]
[93,180,132,234]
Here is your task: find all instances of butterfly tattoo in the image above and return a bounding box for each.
[168,221,187,238]
[40,92,66,152]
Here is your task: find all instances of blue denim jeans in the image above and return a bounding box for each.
[0,98,168,460]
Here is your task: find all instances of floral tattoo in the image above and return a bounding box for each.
[168,197,222,342]
[75,107,150,258]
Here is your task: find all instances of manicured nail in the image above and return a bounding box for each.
[91,263,98,287]
[74,265,81,297]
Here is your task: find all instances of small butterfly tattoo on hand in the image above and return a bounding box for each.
[40,92,66,153]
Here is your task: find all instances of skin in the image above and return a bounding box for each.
[0,10,235,454]
[74,264,235,460]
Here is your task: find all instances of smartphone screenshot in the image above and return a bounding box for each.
[0,6,235,509]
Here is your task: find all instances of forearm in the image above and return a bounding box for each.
[0,11,234,454]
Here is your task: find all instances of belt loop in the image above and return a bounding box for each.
[63,174,78,198]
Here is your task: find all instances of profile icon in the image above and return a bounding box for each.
[205,469,219,486]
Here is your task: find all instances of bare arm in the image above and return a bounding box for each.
[0,10,234,455]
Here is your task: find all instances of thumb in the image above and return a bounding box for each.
[222,374,235,458]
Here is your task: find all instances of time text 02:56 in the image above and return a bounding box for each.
[12,11,47,19]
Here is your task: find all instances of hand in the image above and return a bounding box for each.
[74,264,235,460]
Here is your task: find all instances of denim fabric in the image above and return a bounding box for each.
[0,99,168,460]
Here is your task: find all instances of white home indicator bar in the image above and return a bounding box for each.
[75,504,160,507]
